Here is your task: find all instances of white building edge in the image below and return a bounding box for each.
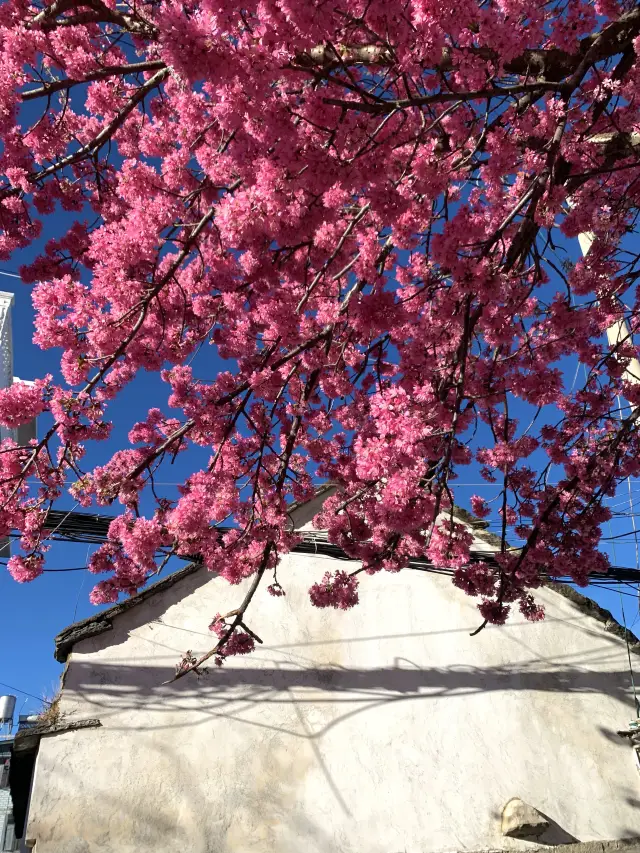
[8,488,640,853]
[0,291,37,446]
[0,291,37,561]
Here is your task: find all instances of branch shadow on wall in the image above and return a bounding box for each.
[59,558,640,739]
[50,655,640,850]
[64,655,639,735]
[40,565,640,851]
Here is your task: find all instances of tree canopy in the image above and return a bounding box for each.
[1,0,640,670]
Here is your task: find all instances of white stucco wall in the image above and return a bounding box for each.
[25,553,640,853]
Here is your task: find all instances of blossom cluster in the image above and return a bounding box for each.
[309,571,360,610]
[208,613,256,666]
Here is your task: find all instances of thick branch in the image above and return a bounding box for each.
[295,6,640,82]
[29,0,157,36]
[293,43,394,69]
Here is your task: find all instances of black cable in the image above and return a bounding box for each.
[0,508,638,587]
[42,567,93,573]
[0,681,51,705]
[577,583,639,598]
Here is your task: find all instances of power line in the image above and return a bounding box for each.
[0,681,51,705]
[42,566,93,572]
[584,584,639,598]
[5,508,640,587]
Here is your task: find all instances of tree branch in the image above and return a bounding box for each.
[21,60,167,101]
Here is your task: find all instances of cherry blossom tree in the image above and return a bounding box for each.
[1,0,640,673]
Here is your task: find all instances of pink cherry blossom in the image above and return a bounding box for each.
[310,571,359,610]
[7,553,44,583]
[0,378,49,428]
[0,0,637,668]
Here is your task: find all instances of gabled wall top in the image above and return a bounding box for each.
[52,485,640,663]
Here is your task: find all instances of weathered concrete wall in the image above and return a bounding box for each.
[25,553,640,853]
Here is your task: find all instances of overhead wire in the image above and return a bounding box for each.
[0,681,52,706]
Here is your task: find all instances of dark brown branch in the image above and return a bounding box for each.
[165,545,272,683]
[295,6,640,83]
[21,60,167,101]
[293,43,394,70]
[323,82,561,114]
[29,0,157,36]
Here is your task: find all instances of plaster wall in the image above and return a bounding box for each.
[25,554,640,853]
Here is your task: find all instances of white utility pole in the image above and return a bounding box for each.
[576,199,640,736]
[0,292,37,444]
